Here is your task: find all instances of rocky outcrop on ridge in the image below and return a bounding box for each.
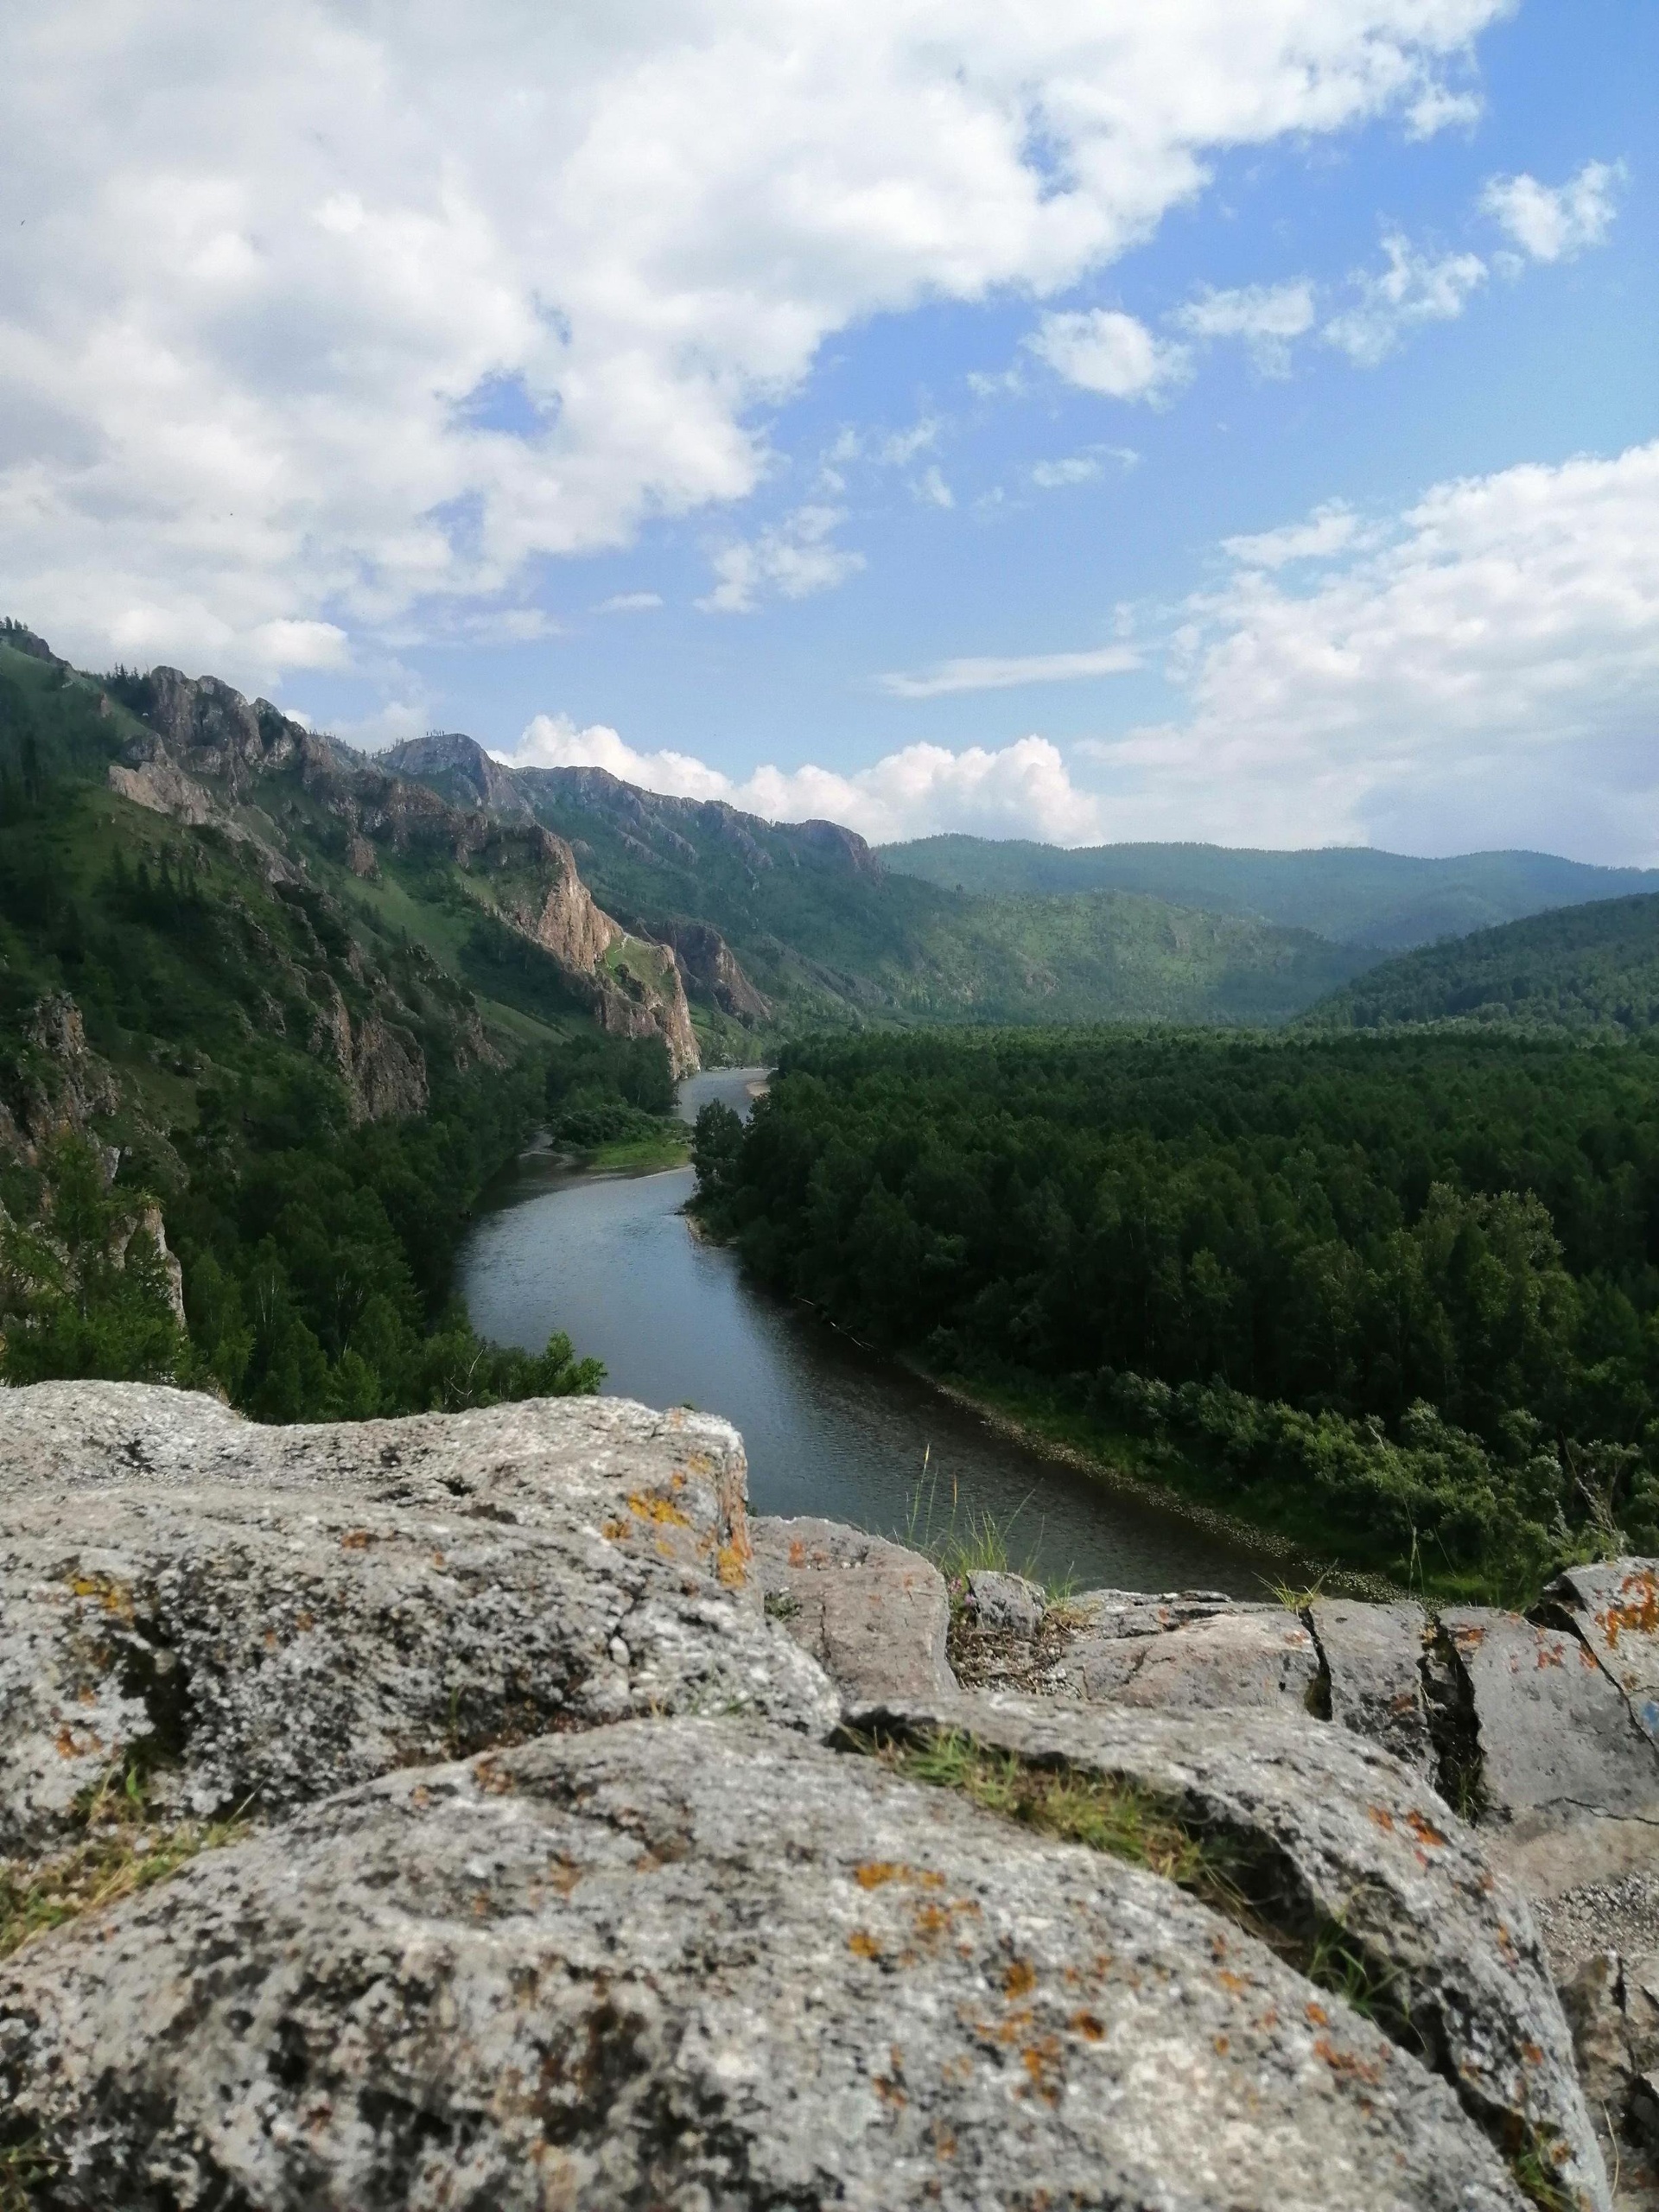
[106,666,700,1074]
[5,1379,1656,2209]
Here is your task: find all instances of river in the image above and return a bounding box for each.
[459,1067,1266,1595]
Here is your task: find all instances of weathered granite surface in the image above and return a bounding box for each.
[1548,1563,1659,1749]
[1313,1597,1435,1778]
[1440,1607,1659,1838]
[749,1515,956,1704]
[0,1717,1540,2212]
[0,1384,836,1853]
[848,1687,1607,2212]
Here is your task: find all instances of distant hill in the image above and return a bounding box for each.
[880,835,1659,950]
[383,734,1372,1036]
[1302,893,1659,1036]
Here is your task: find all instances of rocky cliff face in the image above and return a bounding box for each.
[105,665,700,1076]
[3,1379,1651,2210]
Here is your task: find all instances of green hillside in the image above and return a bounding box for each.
[0,626,655,1415]
[1304,892,1659,1036]
[880,833,1659,950]
[385,744,1371,1034]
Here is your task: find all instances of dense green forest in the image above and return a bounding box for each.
[881,834,1659,951]
[385,734,1371,1031]
[692,1027,1659,1596]
[0,626,679,1417]
[1305,893,1659,1036]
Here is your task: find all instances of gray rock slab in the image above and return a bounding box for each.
[0,1383,836,1853]
[1548,1562,1659,1746]
[749,1515,955,1703]
[846,1686,1606,2212]
[0,1716,1535,2212]
[1065,1603,1323,1715]
[965,1567,1045,1636]
[1313,1598,1434,1777]
[1069,1586,1255,1638]
[1443,1607,1659,1838]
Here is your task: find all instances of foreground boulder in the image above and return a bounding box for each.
[0,1383,836,1853]
[749,1515,956,1704]
[0,1716,1541,2212]
[847,1687,1606,2212]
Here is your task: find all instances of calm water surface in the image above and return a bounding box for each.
[459,1068,1266,1594]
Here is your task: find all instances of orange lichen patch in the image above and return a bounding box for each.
[431,1550,447,1569]
[1452,1623,1486,1649]
[54,1724,102,1759]
[854,1860,944,1891]
[1599,1568,1659,1643]
[600,1519,628,1541]
[1534,1639,1567,1671]
[1313,2037,1384,2086]
[1404,1809,1448,1848]
[715,1534,751,1588]
[545,1856,583,1898]
[1213,2035,1230,2056]
[1306,2000,1331,2027]
[339,1529,372,1552]
[472,1757,516,1796]
[1019,2036,1065,2106]
[1068,2011,1104,2042]
[1216,1970,1249,1997]
[264,1628,279,1649]
[1366,1806,1396,1834]
[625,1492,690,1528]
[788,1538,808,1568]
[848,1929,882,1960]
[1522,2039,1544,2065]
[67,1573,134,1619]
[1003,1958,1038,1999]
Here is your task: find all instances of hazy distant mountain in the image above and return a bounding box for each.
[1303,893,1659,1037]
[382,734,1373,1037]
[880,835,1659,950]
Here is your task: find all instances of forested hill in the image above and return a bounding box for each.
[1303,892,1659,1036]
[383,733,1372,1034]
[0,620,693,1418]
[691,1027,1659,1599]
[880,834,1659,950]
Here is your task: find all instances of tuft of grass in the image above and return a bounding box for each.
[1263,1572,1326,1612]
[1,1759,252,1965]
[0,2139,56,2212]
[863,1727,1248,1917]
[902,1448,1074,1599]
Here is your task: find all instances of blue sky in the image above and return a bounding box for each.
[3,2,1654,855]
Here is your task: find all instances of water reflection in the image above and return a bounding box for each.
[460,1066,1266,1594]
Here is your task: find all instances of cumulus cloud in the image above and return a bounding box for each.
[878,645,1141,699]
[1323,232,1488,364]
[1084,441,1659,858]
[1482,159,1624,264]
[1027,309,1192,403]
[1172,280,1317,374]
[0,2,1513,679]
[597,591,663,613]
[499,716,1106,845]
[697,505,864,613]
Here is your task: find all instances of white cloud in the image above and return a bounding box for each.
[1222,502,1360,569]
[1323,232,1487,364]
[500,717,1106,844]
[1482,159,1624,264]
[1027,309,1192,403]
[879,645,1140,699]
[1084,440,1659,858]
[1031,445,1139,489]
[1173,280,1317,374]
[914,466,955,510]
[697,505,864,614]
[597,590,663,613]
[0,3,1513,679]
